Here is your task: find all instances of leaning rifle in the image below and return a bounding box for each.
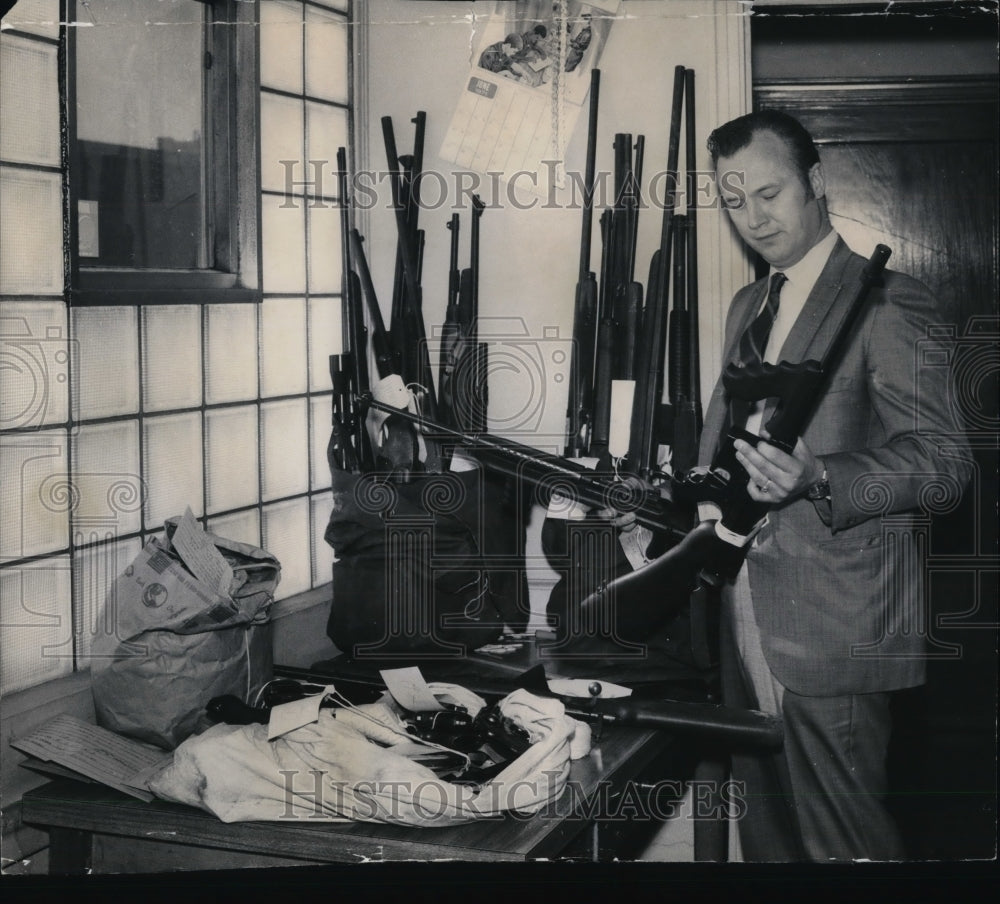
[328,147,371,473]
[564,68,601,458]
[358,394,693,540]
[625,65,686,479]
[570,245,893,649]
[438,213,462,431]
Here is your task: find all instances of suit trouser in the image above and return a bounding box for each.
[722,567,906,861]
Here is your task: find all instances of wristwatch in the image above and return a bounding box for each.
[806,468,831,501]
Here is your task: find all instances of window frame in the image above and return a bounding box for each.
[65,0,261,306]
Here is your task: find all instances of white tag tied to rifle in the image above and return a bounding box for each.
[366,373,428,462]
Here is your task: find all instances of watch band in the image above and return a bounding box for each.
[806,468,831,501]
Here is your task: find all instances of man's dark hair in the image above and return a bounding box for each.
[707,110,820,185]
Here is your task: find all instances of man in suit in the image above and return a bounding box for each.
[699,110,972,860]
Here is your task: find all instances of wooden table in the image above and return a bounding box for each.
[22,725,694,872]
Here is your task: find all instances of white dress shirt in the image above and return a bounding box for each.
[744,228,839,436]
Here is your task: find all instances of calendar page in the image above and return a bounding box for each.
[440,0,619,198]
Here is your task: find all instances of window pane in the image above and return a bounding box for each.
[261,298,308,398]
[0,430,69,560]
[143,412,203,528]
[74,0,208,269]
[260,0,304,94]
[208,508,261,549]
[0,168,63,294]
[261,92,304,195]
[143,305,203,412]
[305,102,348,179]
[305,5,348,105]
[309,296,341,386]
[0,557,74,694]
[0,300,70,429]
[72,420,143,539]
[310,394,332,489]
[72,306,139,419]
[308,203,343,294]
[0,34,61,166]
[261,399,309,500]
[261,194,307,293]
[205,304,258,404]
[262,498,311,598]
[205,405,259,514]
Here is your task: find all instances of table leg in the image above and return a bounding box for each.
[47,828,92,875]
[693,756,729,862]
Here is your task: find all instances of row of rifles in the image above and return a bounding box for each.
[329,64,703,486]
[328,113,489,477]
[565,65,703,479]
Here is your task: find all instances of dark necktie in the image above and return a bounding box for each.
[739,271,787,365]
[728,271,787,430]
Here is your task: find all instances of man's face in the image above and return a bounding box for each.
[716,130,828,269]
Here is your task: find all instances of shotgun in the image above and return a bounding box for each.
[329,147,371,472]
[349,228,398,380]
[382,114,438,419]
[564,69,601,458]
[439,213,462,431]
[454,196,487,434]
[625,65,686,479]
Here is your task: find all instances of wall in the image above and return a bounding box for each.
[357,0,753,618]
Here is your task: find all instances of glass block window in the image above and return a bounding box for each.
[0,0,352,695]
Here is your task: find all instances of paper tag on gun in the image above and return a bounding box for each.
[267,686,335,740]
[618,524,655,571]
[380,667,445,712]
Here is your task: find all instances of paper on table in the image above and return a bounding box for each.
[10,714,172,801]
[380,667,445,712]
[171,506,234,596]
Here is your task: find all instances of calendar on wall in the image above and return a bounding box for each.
[439,0,619,198]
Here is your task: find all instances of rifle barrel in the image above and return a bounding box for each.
[359,395,691,540]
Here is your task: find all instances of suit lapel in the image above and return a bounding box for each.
[774,237,855,365]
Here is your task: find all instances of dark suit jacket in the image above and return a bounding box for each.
[698,237,972,696]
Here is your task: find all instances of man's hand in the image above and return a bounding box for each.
[734,435,824,504]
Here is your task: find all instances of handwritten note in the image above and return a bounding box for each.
[171,507,234,596]
[11,714,172,801]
